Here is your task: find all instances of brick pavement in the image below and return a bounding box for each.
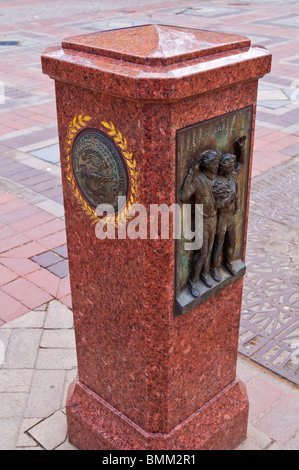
[0,0,298,451]
[0,191,70,325]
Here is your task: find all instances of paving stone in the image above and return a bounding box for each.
[0,162,26,177]
[9,168,41,183]
[258,100,290,109]
[281,143,299,156]
[247,423,272,450]
[16,418,42,448]
[255,389,299,446]
[0,257,40,276]
[31,179,61,193]
[52,244,68,259]
[283,123,299,134]
[60,294,72,309]
[2,277,52,309]
[56,276,71,299]
[236,437,263,450]
[15,187,47,205]
[40,186,63,201]
[25,219,65,241]
[30,144,60,164]
[28,410,67,450]
[0,178,36,204]
[0,233,31,254]
[22,156,57,172]
[62,369,77,408]
[0,158,15,168]
[0,225,17,241]
[18,138,58,154]
[32,251,61,268]
[0,310,45,329]
[0,393,28,419]
[40,329,76,349]
[0,193,17,205]
[36,200,65,218]
[34,303,48,311]
[0,263,18,284]
[36,348,77,370]
[44,300,73,329]
[47,259,69,278]
[10,211,54,233]
[0,198,27,216]
[0,369,33,392]
[285,433,299,450]
[0,328,11,367]
[38,230,67,250]
[0,204,41,225]
[0,290,29,323]
[0,419,22,450]
[25,370,66,419]
[4,328,42,369]
[246,375,288,423]
[1,164,35,179]
[4,149,31,161]
[26,268,60,298]
[19,174,54,188]
[0,241,46,258]
[266,441,286,450]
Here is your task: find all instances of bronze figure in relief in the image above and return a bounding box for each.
[180,137,246,299]
[175,106,252,314]
[211,136,246,282]
[180,150,221,297]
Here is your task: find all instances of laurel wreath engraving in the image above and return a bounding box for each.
[65,115,138,227]
[101,121,138,227]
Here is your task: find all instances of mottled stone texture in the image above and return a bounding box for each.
[66,378,249,450]
[42,25,271,450]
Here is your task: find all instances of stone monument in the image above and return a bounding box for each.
[42,25,271,450]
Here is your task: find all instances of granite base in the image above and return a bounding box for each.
[66,378,249,450]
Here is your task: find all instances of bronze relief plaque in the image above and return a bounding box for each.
[175,107,253,315]
[72,128,128,212]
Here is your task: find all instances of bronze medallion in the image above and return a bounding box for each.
[72,128,128,212]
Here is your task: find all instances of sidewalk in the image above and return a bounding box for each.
[0,0,298,450]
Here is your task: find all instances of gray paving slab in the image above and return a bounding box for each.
[30,144,60,165]
[0,419,22,450]
[32,251,62,268]
[27,410,67,450]
[53,245,68,259]
[4,328,42,369]
[47,260,69,278]
[24,369,66,419]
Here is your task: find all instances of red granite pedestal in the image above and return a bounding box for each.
[42,25,271,450]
